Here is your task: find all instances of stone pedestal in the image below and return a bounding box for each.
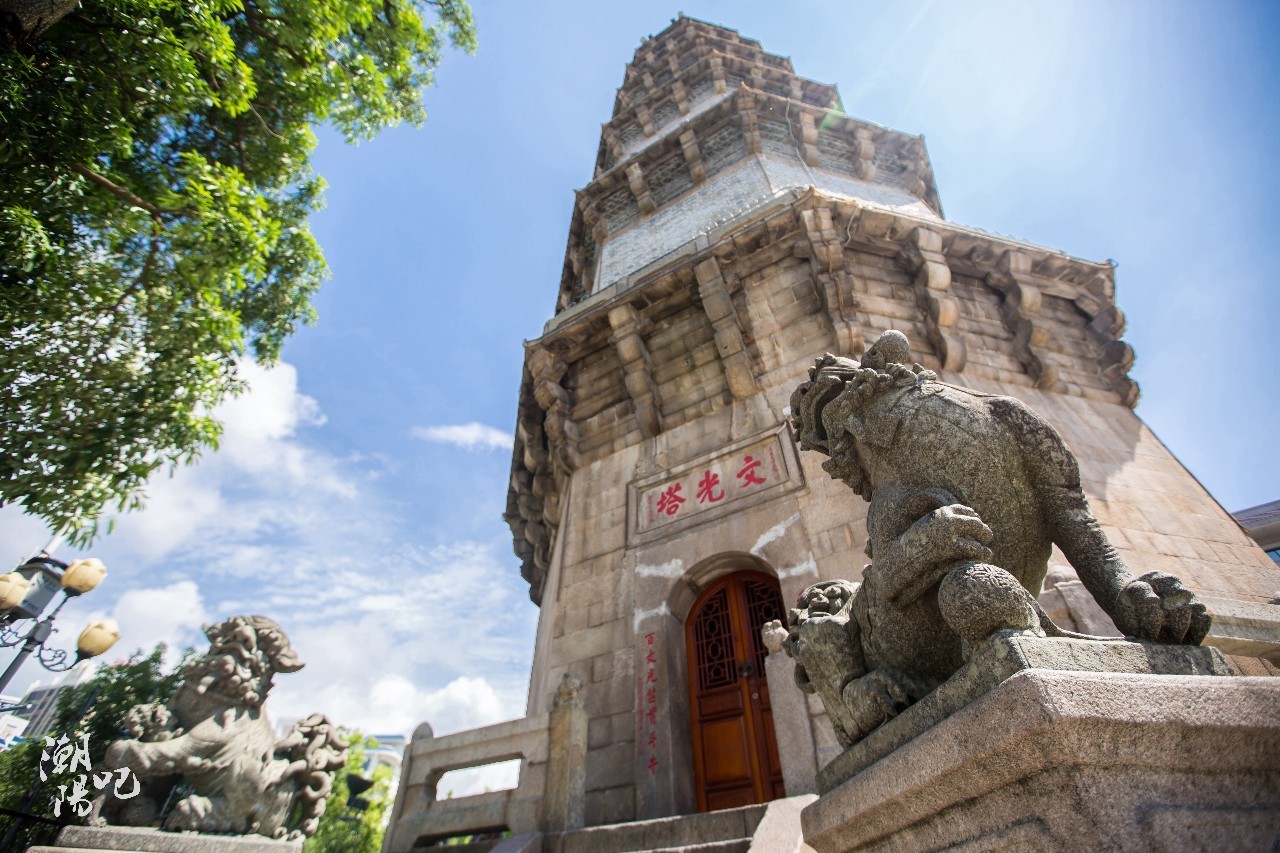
[801,670,1280,851]
[817,632,1232,791]
[33,824,302,852]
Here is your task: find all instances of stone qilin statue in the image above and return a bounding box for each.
[781,330,1211,747]
[93,615,347,840]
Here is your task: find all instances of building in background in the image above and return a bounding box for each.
[1236,499,1280,568]
[0,693,29,749]
[385,16,1280,850]
[366,733,407,776]
[16,664,94,740]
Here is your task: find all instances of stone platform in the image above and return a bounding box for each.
[801,669,1280,851]
[33,824,302,853]
[817,632,1232,792]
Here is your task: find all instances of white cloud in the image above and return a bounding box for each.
[410,423,513,451]
[259,540,534,739]
[104,359,360,563]
[106,580,210,664]
[271,668,515,741]
[0,509,56,570]
[437,758,521,799]
[0,359,538,754]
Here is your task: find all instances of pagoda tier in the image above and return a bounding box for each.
[506,16,1138,604]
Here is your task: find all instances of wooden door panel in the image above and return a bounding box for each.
[687,570,787,812]
[697,688,743,718]
[706,785,758,812]
[700,717,754,784]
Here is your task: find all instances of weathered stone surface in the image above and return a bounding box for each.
[746,794,817,853]
[544,672,587,832]
[94,616,344,841]
[761,627,818,796]
[383,713,551,853]
[801,670,1280,852]
[491,832,544,853]
[552,802,767,853]
[1201,594,1280,663]
[817,631,1231,791]
[40,824,302,852]
[783,330,1214,748]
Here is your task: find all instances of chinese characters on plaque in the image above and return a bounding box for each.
[638,439,785,533]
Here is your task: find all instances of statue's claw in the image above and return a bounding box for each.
[1115,571,1211,645]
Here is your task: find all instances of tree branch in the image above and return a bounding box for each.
[109,231,161,315]
[249,105,284,140]
[66,163,192,222]
[243,2,307,66]
[234,114,248,170]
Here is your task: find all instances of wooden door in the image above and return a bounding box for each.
[686,571,786,812]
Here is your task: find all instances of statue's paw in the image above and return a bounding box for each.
[1115,572,1211,645]
[761,619,789,655]
[907,504,995,566]
[843,669,913,739]
[864,669,910,716]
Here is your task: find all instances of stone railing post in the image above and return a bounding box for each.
[761,621,818,795]
[542,672,586,832]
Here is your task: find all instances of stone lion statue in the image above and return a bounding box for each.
[783,330,1211,746]
[93,615,347,840]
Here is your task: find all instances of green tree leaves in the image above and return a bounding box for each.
[0,644,192,848]
[0,0,475,543]
[304,730,396,853]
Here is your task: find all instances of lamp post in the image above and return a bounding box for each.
[0,553,119,694]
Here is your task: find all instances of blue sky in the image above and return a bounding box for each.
[2,1,1277,770]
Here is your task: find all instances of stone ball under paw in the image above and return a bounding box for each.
[938,561,1040,648]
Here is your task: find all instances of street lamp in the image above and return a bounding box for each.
[0,553,120,694]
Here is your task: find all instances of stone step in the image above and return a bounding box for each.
[554,803,768,853]
[30,848,144,853]
[644,840,752,853]
[37,824,303,852]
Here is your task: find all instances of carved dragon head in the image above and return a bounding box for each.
[183,615,305,708]
[788,330,935,501]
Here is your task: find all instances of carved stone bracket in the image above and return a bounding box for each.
[798,112,820,168]
[898,227,966,371]
[635,103,657,137]
[694,257,759,399]
[578,191,608,245]
[986,250,1058,390]
[710,55,727,94]
[853,128,876,182]
[800,206,864,357]
[626,163,656,214]
[672,79,691,115]
[609,303,664,438]
[602,126,626,164]
[1074,272,1139,407]
[736,89,763,155]
[528,345,581,478]
[680,129,707,185]
[904,140,930,199]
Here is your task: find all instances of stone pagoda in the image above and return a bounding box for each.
[385,16,1280,852]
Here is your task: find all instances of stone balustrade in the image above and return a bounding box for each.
[384,674,587,852]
